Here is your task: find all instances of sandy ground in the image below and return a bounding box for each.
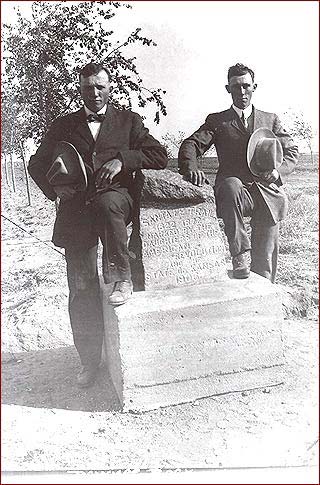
[1,172,319,482]
[2,316,319,472]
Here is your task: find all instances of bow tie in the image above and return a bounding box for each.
[86,113,105,122]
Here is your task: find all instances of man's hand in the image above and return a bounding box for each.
[95,158,122,189]
[53,185,77,201]
[260,169,279,185]
[185,169,206,187]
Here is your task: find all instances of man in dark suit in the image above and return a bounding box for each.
[28,62,167,387]
[178,63,298,282]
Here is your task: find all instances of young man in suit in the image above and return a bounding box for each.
[28,62,167,387]
[178,63,298,282]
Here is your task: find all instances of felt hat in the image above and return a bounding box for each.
[247,127,283,177]
[46,141,88,190]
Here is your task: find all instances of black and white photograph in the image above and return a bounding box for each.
[1,1,318,483]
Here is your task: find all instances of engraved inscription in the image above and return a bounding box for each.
[139,202,227,289]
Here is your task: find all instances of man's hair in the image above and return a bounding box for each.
[227,63,255,83]
[79,62,111,80]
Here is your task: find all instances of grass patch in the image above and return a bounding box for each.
[277,180,318,316]
[280,187,318,254]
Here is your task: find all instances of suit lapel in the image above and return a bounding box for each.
[229,108,248,135]
[73,107,94,145]
[252,107,264,131]
[95,104,116,150]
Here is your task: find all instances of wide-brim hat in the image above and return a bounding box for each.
[46,141,87,190]
[247,127,283,177]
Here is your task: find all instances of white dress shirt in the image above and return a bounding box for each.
[84,105,107,141]
[232,104,253,128]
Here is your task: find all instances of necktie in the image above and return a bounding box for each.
[87,113,105,122]
[241,112,248,129]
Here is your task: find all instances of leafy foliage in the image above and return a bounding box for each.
[2,1,167,148]
[161,131,187,159]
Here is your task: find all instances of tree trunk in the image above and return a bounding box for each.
[9,129,16,192]
[3,153,10,187]
[19,140,32,206]
[9,151,16,192]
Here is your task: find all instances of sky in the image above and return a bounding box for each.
[1,0,319,148]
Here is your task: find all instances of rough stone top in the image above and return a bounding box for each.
[137,169,214,205]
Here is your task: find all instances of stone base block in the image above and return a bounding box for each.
[101,273,285,412]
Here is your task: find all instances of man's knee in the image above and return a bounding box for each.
[216,177,243,201]
[97,191,129,218]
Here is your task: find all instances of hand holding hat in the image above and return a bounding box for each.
[260,168,279,184]
[247,128,283,185]
[46,141,88,193]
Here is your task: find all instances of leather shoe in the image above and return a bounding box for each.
[76,365,99,388]
[108,280,133,306]
[232,252,250,279]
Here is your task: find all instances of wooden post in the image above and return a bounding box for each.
[19,140,32,206]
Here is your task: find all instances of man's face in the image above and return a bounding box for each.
[226,73,257,109]
[80,70,110,112]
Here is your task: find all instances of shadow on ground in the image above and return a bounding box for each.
[1,346,121,412]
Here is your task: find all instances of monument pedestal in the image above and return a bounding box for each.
[101,170,285,412]
[102,273,284,412]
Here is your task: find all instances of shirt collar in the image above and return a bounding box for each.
[84,104,107,117]
[232,104,253,119]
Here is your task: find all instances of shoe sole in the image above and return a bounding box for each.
[233,272,250,279]
[108,300,129,306]
[108,293,132,306]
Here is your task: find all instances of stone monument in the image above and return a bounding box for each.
[101,169,285,412]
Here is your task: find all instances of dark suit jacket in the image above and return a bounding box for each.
[28,104,167,247]
[178,107,299,223]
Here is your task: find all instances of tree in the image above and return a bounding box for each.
[2,90,33,203]
[161,131,188,159]
[2,1,167,146]
[282,110,317,165]
[162,131,217,160]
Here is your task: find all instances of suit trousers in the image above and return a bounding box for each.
[214,177,279,283]
[92,190,133,284]
[65,190,132,367]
